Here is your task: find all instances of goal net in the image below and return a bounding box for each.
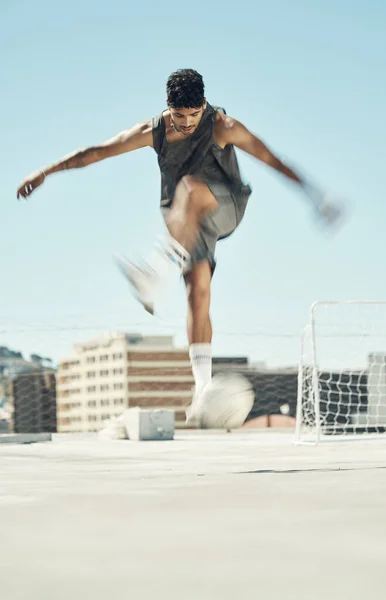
[0,366,57,436]
[295,301,386,444]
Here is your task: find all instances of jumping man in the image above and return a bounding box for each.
[16,69,343,424]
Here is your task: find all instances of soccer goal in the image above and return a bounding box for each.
[295,301,386,444]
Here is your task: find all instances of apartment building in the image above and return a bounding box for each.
[57,333,193,432]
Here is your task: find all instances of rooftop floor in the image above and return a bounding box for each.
[1,430,386,600]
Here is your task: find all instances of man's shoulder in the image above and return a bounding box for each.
[139,118,154,132]
[152,108,168,122]
[135,120,154,145]
[214,110,238,132]
[213,111,244,147]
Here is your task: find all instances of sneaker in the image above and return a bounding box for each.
[114,254,156,315]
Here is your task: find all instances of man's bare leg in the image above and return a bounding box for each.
[184,260,213,425]
[184,260,213,345]
[115,175,218,313]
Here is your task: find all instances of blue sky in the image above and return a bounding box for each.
[1,0,385,366]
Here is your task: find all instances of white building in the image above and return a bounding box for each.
[57,333,193,432]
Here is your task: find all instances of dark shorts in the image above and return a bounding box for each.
[161,180,251,275]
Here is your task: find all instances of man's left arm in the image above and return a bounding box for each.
[222,118,345,231]
[224,119,304,185]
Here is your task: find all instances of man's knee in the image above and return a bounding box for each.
[179,176,218,215]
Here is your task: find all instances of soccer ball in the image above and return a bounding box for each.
[197,372,254,430]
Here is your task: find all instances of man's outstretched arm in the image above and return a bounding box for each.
[222,118,304,185]
[222,117,344,229]
[16,120,153,200]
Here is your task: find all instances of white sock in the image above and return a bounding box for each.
[146,234,190,284]
[189,343,212,396]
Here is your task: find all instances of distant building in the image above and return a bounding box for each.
[212,356,249,371]
[56,333,194,432]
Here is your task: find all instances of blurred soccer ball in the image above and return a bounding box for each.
[197,372,254,430]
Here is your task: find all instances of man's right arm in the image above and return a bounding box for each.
[17,120,153,199]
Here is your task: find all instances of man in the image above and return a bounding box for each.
[17,68,342,424]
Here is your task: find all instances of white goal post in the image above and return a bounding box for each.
[295,301,386,444]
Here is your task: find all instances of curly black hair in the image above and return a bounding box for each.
[166,69,205,109]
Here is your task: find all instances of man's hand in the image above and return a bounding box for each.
[310,193,347,234]
[17,170,46,200]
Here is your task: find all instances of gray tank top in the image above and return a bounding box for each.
[152,102,252,208]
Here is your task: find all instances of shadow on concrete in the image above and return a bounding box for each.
[237,465,386,475]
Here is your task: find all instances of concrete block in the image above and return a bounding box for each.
[123,408,174,441]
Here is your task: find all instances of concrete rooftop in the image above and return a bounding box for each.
[1,430,386,600]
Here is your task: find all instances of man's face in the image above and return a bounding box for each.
[169,103,206,136]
